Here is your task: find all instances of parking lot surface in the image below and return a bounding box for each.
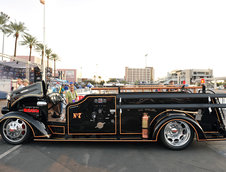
[0,97,226,172]
[0,140,226,172]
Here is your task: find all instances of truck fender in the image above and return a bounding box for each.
[151,115,206,141]
[0,111,49,138]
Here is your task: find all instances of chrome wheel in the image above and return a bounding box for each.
[2,118,28,143]
[163,120,192,148]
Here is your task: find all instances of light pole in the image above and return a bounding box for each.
[144,49,152,84]
[145,54,148,83]
[2,32,4,61]
[40,0,46,81]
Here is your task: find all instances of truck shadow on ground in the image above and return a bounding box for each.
[30,139,206,152]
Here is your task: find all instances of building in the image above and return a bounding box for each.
[165,69,213,85]
[57,69,77,82]
[14,56,41,65]
[125,67,154,83]
[12,56,53,67]
[0,61,42,83]
[0,55,54,82]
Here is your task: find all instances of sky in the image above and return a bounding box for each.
[1,0,226,80]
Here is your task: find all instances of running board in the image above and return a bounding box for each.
[34,137,157,142]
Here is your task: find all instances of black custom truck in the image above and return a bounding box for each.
[0,81,226,150]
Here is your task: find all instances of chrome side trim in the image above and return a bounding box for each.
[37,101,47,106]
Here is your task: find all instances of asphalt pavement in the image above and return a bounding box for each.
[0,92,226,172]
[0,140,226,172]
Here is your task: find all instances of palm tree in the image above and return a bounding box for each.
[50,53,59,77]
[35,43,45,65]
[8,21,27,57]
[45,48,52,68]
[98,76,102,83]
[21,34,37,61]
[0,12,11,60]
[0,12,10,29]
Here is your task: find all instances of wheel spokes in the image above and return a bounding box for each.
[164,120,191,147]
[2,118,27,143]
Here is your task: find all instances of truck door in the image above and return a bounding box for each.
[67,96,117,135]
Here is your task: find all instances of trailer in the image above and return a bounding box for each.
[0,81,226,150]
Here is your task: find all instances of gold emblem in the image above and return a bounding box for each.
[73,113,81,119]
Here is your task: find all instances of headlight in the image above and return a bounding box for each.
[6,93,10,100]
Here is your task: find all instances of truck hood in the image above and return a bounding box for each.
[10,81,46,106]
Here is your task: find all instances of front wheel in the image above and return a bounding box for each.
[159,120,194,150]
[0,118,31,145]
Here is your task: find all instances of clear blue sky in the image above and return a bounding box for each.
[1,0,226,80]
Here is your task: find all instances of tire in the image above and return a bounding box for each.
[159,120,194,150]
[0,118,32,145]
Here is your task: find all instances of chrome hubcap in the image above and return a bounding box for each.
[164,121,191,147]
[3,119,27,143]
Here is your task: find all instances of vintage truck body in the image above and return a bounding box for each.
[1,81,226,150]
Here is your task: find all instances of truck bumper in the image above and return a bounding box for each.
[1,106,9,114]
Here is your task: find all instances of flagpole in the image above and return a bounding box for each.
[41,0,46,82]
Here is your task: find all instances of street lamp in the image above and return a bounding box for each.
[40,0,46,81]
[144,49,152,84]
[145,54,148,83]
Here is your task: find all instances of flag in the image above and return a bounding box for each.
[40,0,45,5]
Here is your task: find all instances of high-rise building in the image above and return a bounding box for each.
[125,67,154,83]
[165,69,213,85]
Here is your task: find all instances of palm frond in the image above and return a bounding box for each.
[2,25,12,35]
[20,34,38,47]
[8,21,27,37]
[50,53,60,61]
[0,12,10,34]
[35,43,44,51]
[0,12,10,26]
[45,48,52,56]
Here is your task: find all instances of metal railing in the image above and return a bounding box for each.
[91,85,202,94]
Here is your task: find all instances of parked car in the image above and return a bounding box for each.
[0,90,7,99]
[0,81,226,150]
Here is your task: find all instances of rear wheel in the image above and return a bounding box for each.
[160,120,194,150]
[0,118,31,145]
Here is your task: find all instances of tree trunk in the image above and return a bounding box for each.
[54,59,56,77]
[14,35,18,57]
[26,62,30,80]
[29,45,32,62]
[47,56,49,68]
[41,50,44,65]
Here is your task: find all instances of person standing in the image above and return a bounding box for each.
[66,84,78,104]
[17,78,24,89]
[168,80,175,92]
[23,79,29,87]
[60,84,77,121]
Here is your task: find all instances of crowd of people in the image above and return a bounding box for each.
[51,82,78,104]
[16,79,79,121]
[50,82,79,121]
[16,78,29,89]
